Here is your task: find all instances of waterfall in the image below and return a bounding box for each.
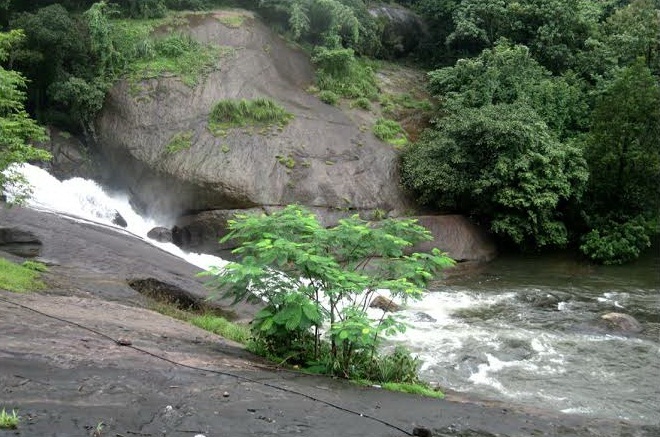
[3,164,227,271]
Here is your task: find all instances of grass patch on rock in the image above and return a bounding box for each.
[217,14,245,28]
[0,259,46,293]
[373,118,408,146]
[145,299,251,345]
[166,130,193,153]
[189,314,251,344]
[312,47,378,100]
[381,382,444,399]
[0,409,19,430]
[113,15,232,89]
[208,98,294,133]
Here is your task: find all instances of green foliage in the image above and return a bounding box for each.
[318,90,339,105]
[189,314,251,343]
[262,0,360,48]
[21,260,48,272]
[217,13,245,28]
[584,61,660,218]
[208,98,294,131]
[0,30,51,199]
[166,130,193,153]
[579,60,660,263]
[373,118,407,146]
[350,96,370,110]
[120,0,167,18]
[580,217,654,265]
[428,41,587,137]
[204,205,454,380]
[312,47,378,99]
[0,258,46,293]
[380,382,444,399]
[122,29,228,88]
[402,103,588,249]
[381,92,433,114]
[445,0,603,73]
[0,409,19,430]
[276,154,296,168]
[48,76,107,127]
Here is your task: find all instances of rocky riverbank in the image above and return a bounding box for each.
[1,205,657,437]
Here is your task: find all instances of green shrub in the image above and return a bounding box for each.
[318,90,339,105]
[312,47,378,99]
[373,118,407,146]
[21,260,48,272]
[580,217,654,265]
[204,205,454,380]
[208,98,294,132]
[351,97,371,110]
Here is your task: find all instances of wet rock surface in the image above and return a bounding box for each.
[94,11,408,219]
[1,206,657,437]
[0,226,42,257]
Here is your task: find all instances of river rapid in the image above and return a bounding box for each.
[6,164,660,426]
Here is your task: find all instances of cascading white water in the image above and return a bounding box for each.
[4,163,659,425]
[3,164,227,271]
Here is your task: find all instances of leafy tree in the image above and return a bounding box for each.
[205,205,453,379]
[260,0,360,48]
[0,30,51,200]
[444,0,603,73]
[428,41,587,137]
[8,4,89,120]
[601,0,660,73]
[580,60,660,263]
[402,103,588,249]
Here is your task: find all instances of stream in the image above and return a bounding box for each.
[5,163,660,426]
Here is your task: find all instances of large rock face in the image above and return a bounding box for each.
[410,215,497,262]
[369,5,427,57]
[94,10,408,220]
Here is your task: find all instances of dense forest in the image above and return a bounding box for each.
[1,0,659,264]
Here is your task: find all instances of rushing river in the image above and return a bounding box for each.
[6,164,660,425]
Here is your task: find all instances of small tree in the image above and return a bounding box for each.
[205,205,454,379]
[0,29,51,201]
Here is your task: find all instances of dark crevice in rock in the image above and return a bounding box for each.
[127,277,235,319]
[0,227,42,257]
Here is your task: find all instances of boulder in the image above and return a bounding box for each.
[601,312,643,333]
[517,290,572,309]
[147,227,173,243]
[112,211,128,228]
[369,5,427,58]
[35,127,97,180]
[93,11,408,219]
[370,296,401,312]
[412,312,437,323]
[408,215,497,262]
[172,208,263,254]
[0,227,42,257]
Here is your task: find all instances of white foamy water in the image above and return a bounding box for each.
[4,164,227,271]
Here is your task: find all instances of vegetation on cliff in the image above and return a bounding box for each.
[1,0,658,263]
